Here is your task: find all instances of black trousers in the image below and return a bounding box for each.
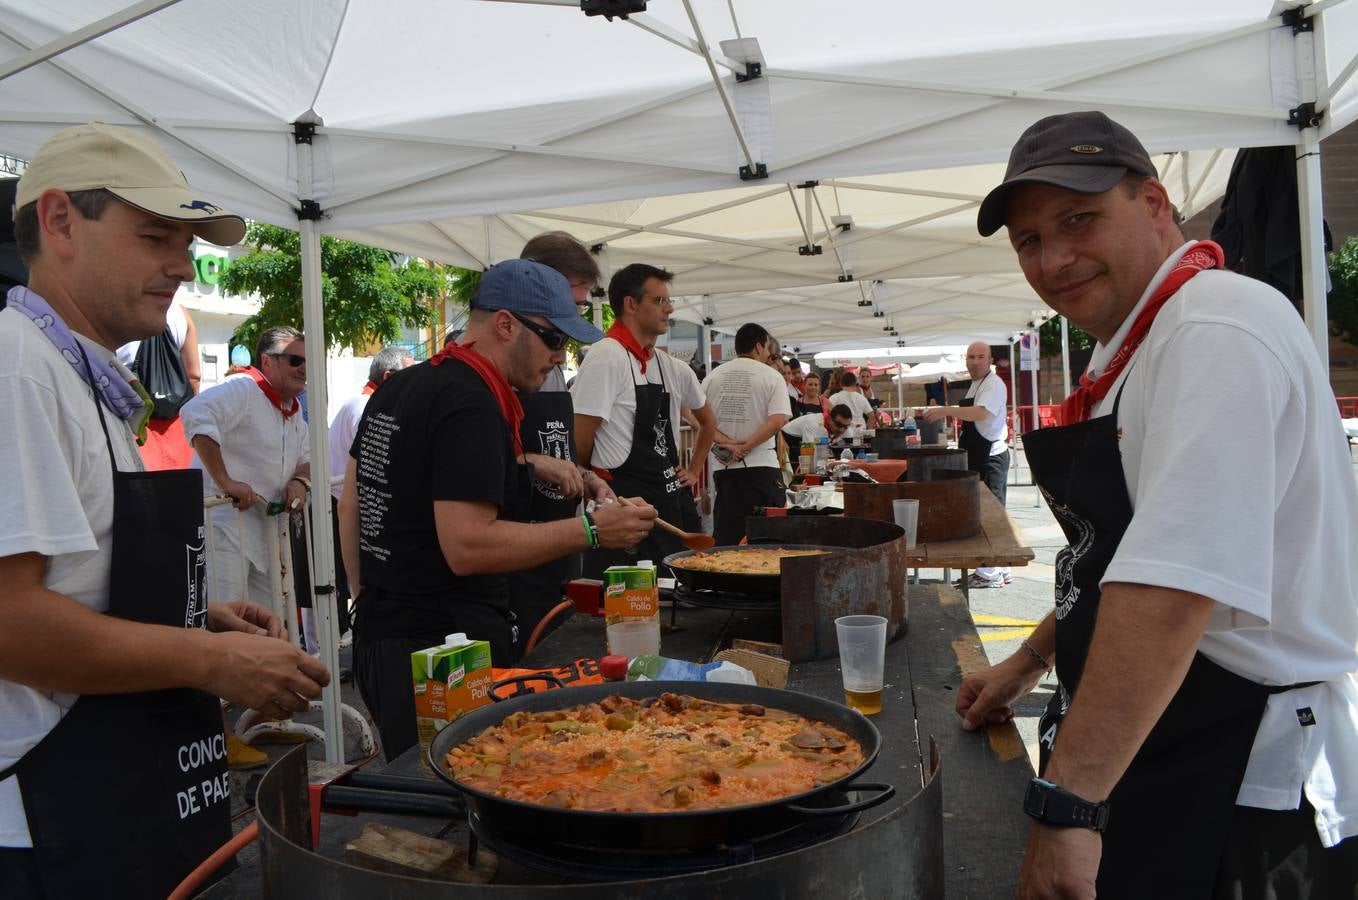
[976,449,1009,506]
[1213,797,1358,899]
[352,633,445,762]
[712,467,786,547]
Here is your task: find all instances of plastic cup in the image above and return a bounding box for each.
[892,499,920,547]
[835,615,887,715]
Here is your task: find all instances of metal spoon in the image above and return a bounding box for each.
[616,496,715,553]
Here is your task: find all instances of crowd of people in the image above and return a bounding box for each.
[2,111,1354,900]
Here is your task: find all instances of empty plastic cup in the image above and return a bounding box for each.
[892,498,920,547]
[835,614,888,715]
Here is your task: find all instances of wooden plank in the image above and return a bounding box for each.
[344,821,498,882]
[904,491,1035,568]
[905,583,1033,899]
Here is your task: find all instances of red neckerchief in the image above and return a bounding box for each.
[244,366,300,419]
[1059,241,1225,426]
[607,321,652,374]
[361,380,379,395]
[429,340,524,455]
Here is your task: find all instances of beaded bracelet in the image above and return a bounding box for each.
[1020,639,1051,672]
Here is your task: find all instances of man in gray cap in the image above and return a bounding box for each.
[338,258,657,760]
[958,111,1358,897]
[0,122,329,897]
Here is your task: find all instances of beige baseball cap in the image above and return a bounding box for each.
[16,122,246,246]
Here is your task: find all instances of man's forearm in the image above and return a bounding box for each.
[191,435,234,487]
[943,405,992,423]
[741,416,789,453]
[1042,582,1212,801]
[438,509,589,575]
[337,472,362,596]
[0,567,214,695]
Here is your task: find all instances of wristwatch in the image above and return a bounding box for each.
[1023,778,1110,831]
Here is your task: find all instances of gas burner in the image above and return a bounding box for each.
[672,583,779,611]
[466,805,859,882]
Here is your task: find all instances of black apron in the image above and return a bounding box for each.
[958,371,995,474]
[584,355,689,576]
[0,348,232,899]
[1024,381,1304,899]
[507,389,580,639]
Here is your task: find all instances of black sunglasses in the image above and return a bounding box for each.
[267,352,306,368]
[511,312,570,352]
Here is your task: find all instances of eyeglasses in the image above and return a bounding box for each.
[267,353,306,368]
[511,313,570,352]
[645,295,675,307]
[832,419,852,431]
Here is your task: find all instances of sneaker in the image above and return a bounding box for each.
[226,734,269,770]
[966,573,1007,589]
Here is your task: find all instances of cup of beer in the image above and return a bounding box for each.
[834,614,887,715]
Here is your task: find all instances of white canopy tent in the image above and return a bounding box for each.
[2,0,1355,760]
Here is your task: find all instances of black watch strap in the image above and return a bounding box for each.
[1023,778,1110,831]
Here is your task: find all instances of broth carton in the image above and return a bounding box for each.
[603,561,661,658]
[411,633,493,763]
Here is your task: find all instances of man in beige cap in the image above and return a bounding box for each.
[0,123,329,897]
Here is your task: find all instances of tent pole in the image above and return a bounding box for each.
[296,134,344,764]
[1060,316,1072,398]
[0,0,184,82]
[1008,338,1019,488]
[896,363,904,420]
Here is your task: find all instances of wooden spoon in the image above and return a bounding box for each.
[616,496,716,553]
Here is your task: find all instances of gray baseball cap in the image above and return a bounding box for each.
[977,111,1158,237]
[472,258,605,344]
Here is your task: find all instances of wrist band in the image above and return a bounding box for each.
[581,513,599,549]
[1020,639,1051,672]
[289,475,311,492]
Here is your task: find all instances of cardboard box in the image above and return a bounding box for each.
[411,635,493,763]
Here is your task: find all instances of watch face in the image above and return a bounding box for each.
[1023,779,1049,817]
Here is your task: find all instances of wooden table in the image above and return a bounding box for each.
[903,489,1035,600]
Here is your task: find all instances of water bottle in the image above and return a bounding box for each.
[813,436,831,472]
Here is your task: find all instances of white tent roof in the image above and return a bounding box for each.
[2,1,1355,348]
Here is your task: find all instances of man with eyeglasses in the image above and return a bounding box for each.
[183,325,313,613]
[572,263,716,575]
[339,259,657,760]
[782,403,855,469]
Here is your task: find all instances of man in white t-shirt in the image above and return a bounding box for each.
[702,323,793,545]
[958,110,1358,897]
[827,370,878,428]
[0,121,327,895]
[924,341,1010,586]
[782,404,854,470]
[572,263,716,574]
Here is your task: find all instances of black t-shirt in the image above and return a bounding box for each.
[350,358,522,641]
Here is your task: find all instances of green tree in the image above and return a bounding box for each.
[1039,316,1092,357]
[1329,235,1358,348]
[219,222,458,353]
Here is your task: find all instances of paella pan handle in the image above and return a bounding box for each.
[488,673,566,702]
[784,781,895,817]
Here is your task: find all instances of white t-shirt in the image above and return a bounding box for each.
[0,309,144,848]
[327,390,370,499]
[828,389,874,426]
[783,412,829,443]
[1087,244,1358,847]
[702,357,792,470]
[181,374,310,577]
[963,369,1008,454]
[571,337,706,471]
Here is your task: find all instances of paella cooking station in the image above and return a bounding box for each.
[211,514,1035,898]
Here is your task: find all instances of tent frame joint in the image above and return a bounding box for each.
[297,199,324,221]
[1288,101,1323,130]
[735,61,763,83]
[739,162,769,181]
[1281,6,1313,35]
[837,273,856,283]
[581,0,647,23]
[799,244,823,256]
[292,121,317,145]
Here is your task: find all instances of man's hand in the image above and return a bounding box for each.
[527,454,584,498]
[207,600,286,640]
[592,497,657,549]
[281,477,308,514]
[204,631,330,716]
[677,466,703,488]
[583,470,615,503]
[717,440,747,462]
[923,406,950,423]
[956,653,1046,731]
[1018,825,1101,899]
[220,478,257,511]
